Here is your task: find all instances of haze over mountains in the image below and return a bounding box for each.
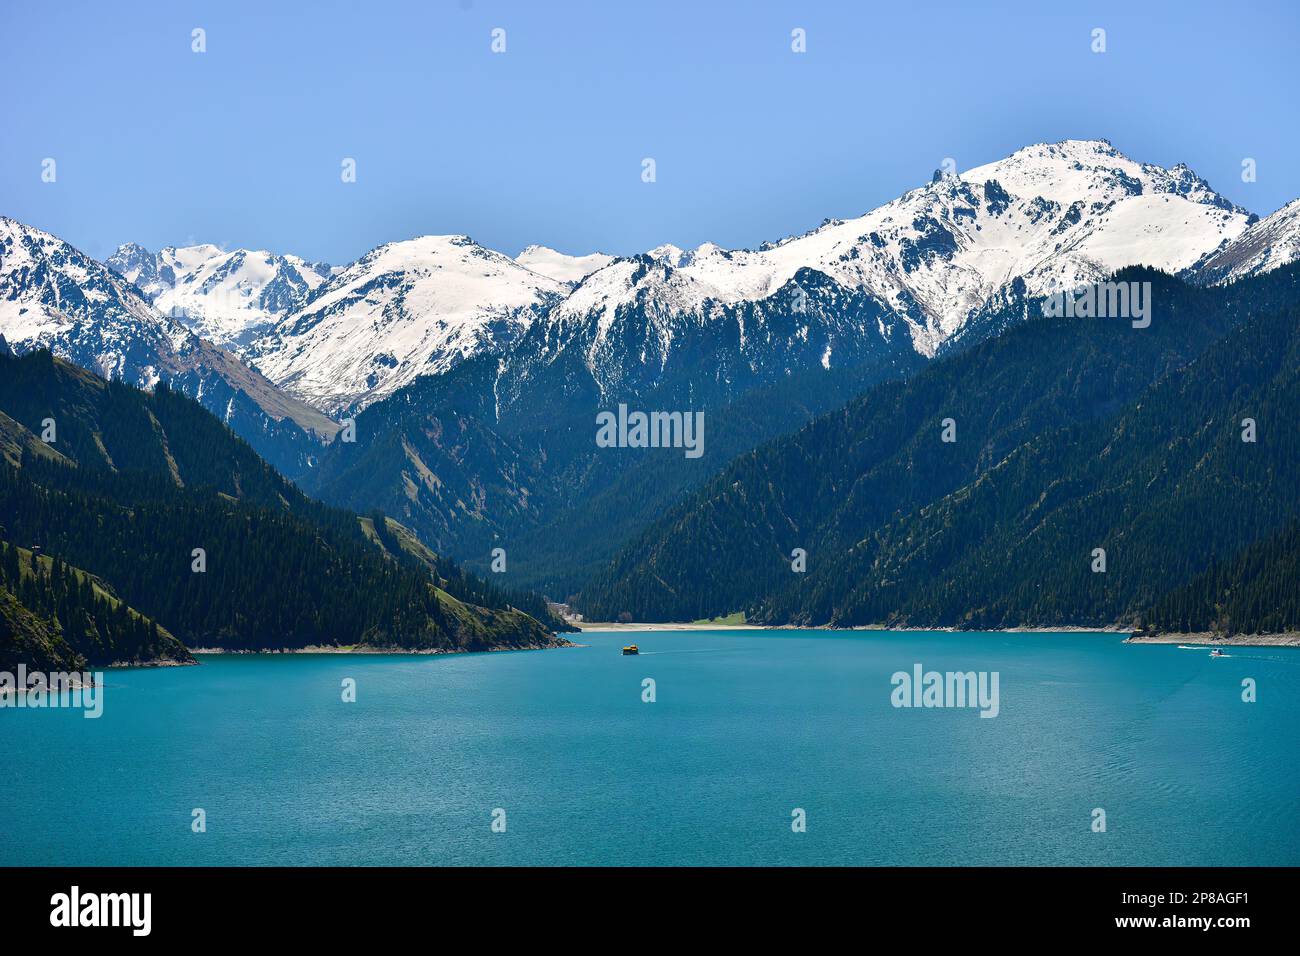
[4,138,1300,616]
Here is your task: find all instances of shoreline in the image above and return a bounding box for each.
[575,621,1132,634]
[1125,632,1300,647]
[188,638,578,655]
[24,630,1298,673]
[107,658,198,668]
[579,621,1300,647]
[574,622,763,632]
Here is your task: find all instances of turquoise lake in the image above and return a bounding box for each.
[2,630,1297,866]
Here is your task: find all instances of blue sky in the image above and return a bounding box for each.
[2,0,1297,264]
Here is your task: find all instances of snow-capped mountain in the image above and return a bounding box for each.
[497,255,921,421]
[104,242,166,297]
[176,139,1259,419]
[13,139,1286,481]
[1,217,337,474]
[1191,198,1300,285]
[106,242,332,351]
[489,140,1251,408]
[252,235,568,414]
[3,219,179,383]
[515,245,614,285]
[298,138,1274,573]
[539,140,1253,362]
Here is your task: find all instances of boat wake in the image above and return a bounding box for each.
[636,647,732,656]
[1175,645,1300,664]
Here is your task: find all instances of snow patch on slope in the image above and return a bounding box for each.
[548,139,1252,357]
[515,245,614,285]
[254,235,567,413]
[1192,198,1300,284]
[106,242,332,351]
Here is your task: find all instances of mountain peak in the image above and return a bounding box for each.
[517,243,558,257]
[112,241,151,256]
[0,215,336,472]
[252,232,568,413]
[101,241,335,351]
[515,245,614,285]
[1005,137,1119,161]
[540,138,1258,360]
[647,243,688,266]
[354,234,492,269]
[158,242,226,267]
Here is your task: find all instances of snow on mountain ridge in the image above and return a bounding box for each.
[106,241,332,351]
[0,216,338,468]
[1192,197,1300,284]
[82,140,1285,416]
[544,139,1254,358]
[253,234,568,414]
[3,217,168,374]
[515,245,614,285]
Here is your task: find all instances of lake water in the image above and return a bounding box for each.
[2,630,1296,866]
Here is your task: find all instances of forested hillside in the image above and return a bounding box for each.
[577,264,1300,631]
[1,583,83,673]
[0,351,568,665]
[300,290,924,598]
[0,539,189,667]
[768,301,1300,628]
[1140,519,1300,636]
